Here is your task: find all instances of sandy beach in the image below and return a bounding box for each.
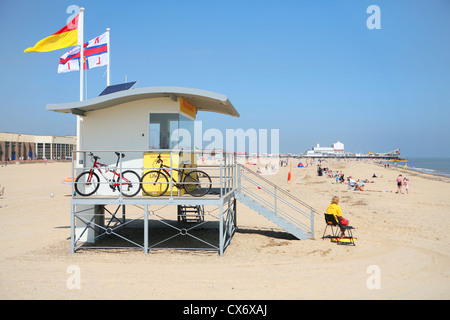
[0,158,449,300]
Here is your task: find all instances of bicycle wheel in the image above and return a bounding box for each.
[119,170,141,197]
[183,170,212,197]
[75,171,100,196]
[141,170,169,196]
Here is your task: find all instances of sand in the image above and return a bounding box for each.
[0,159,449,300]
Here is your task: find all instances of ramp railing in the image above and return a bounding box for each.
[236,164,318,239]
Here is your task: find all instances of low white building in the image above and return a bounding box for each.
[305,141,345,157]
[0,132,75,161]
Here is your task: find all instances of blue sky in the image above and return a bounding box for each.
[1,0,449,157]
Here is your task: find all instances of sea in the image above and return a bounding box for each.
[387,157,450,178]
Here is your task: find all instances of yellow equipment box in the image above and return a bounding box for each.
[142,152,196,196]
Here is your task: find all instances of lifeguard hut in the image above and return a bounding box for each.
[47,83,316,256]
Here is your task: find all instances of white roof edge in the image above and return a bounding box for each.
[45,86,240,118]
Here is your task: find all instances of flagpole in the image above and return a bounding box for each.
[79,7,84,101]
[77,7,85,155]
[106,28,110,86]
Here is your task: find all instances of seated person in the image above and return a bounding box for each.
[347,177,357,189]
[326,196,349,238]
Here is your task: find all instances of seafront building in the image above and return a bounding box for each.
[303,141,402,160]
[305,141,345,157]
[0,132,76,161]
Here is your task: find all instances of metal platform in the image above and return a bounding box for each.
[69,150,317,256]
[70,150,237,256]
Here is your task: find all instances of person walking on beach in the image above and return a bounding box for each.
[403,177,409,194]
[326,196,349,238]
[396,174,403,194]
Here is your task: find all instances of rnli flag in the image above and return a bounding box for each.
[24,15,79,53]
[58,32,109,73]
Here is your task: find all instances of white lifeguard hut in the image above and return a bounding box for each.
[46,83,316,255]
[47,83,242,255]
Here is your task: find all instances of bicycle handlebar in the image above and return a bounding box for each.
[87,152,125,162]
[88,152,100,162]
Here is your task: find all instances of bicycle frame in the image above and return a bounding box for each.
[156,158,189,188]
[89,154,131,188]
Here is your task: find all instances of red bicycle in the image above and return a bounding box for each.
[75,152,141,197]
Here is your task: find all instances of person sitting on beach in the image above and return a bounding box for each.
[317,165,323,176]
[347,177,357,190]
[326,196,349,238]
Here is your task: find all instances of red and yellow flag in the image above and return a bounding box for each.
[24,14,79,53]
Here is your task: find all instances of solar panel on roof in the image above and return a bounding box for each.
[98,81,137,96]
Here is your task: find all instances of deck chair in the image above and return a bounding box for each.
[335,216,356,246]
[322,213,340,239]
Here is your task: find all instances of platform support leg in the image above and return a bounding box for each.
[71,203,75,254]
[144,204,149,253]
[73,204,105,245]
[219,201,224,256]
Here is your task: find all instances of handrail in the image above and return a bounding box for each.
[72,149,236,199]
[238,164,319,214]
[237,164,317,237]
[239,184,312,231]
[240,172,311,218]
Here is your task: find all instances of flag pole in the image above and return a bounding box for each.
[106,28,110,86]
[79,7,85,101]
[76,7,85,155]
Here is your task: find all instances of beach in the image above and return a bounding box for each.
[0,159,449,300]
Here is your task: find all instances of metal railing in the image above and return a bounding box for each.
[70,149,238,255]
[71,149,237,200]
[69,150,318,253]
[237,164,318,238]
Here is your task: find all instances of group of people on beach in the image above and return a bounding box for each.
[318,165,344,180]
[317,164,375,191]
[396,174,409,194]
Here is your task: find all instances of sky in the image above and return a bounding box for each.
[0,0,449,157]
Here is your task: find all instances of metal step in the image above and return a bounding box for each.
[177,205,204,223]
